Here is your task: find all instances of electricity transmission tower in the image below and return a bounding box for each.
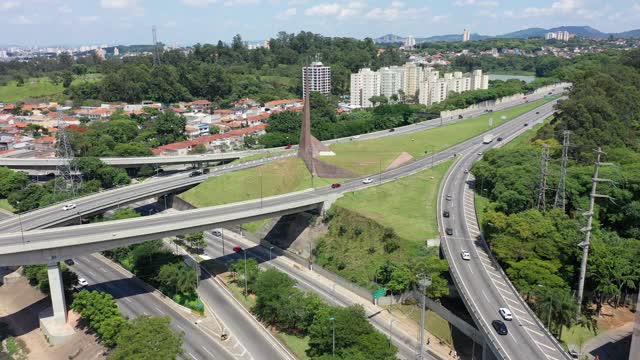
[152,25,161,66]
[553,131,571,211]
[54,116,81,198]
[536,143,550,211]
[576,147,613,318]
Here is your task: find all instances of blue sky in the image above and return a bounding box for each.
[2,0,640,46]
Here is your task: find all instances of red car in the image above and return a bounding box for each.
[285,145,293,149]
[233,246,242,253]
[331,183,341,189]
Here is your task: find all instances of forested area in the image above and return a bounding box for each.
[471,48,640,335]
[227,263,397,360]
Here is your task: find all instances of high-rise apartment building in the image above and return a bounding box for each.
[302,60,332,98]
[350,65,489,108]
[403,36,416,49]
[403,62,423,98]
[463,29,470,42]
[545,31,572,41]
[379,66,404,99]
[350,68,380,108]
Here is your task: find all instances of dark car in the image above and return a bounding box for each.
[233,246,242,253]
[492,320,508,335]
[64,259,74,266]
[496,137,503,142]
[524,123,529,126]
[443,210,450,218]
[536,111,540,114]
[331,183,341,189]
[202,168,210,174]
[458,115,464,119]
[389,128,395,132]
[189,170,203,177]
[488,109,493,113]
[445,228,453,236]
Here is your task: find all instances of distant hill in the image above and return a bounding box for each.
[375,26,640,44]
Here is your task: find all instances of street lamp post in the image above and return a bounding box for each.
[417,274,432,360]
[329,315,336,358]
[388,318,396,348]
[243,249,248,298]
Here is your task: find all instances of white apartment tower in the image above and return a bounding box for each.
[463,29,470,42]
[379,66,404,99]
[404,36,416,49]
[403,63,424,98]
[302,60,332,98]
[350,68,380,108]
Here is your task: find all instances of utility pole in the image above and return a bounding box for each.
[54,115,81,198]
[576,147,613,318]
[554,131,571,211]
[536,143,550,211]
[416,274,432,360]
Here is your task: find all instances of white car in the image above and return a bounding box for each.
[212,229,223,237]
[62,203,76,211]
[499,307,513,321]
[77,278,89,288]
[351,135,360,140]
[460,250,471,261]
[362,178,373,184]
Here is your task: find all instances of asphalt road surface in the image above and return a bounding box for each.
[437,111,570,359]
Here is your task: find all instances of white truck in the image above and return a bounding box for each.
[482,134,494,144]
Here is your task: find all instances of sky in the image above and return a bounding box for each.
[1,0,640,46]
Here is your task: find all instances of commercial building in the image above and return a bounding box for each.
[302,61,332,97]
[350,68,380,108]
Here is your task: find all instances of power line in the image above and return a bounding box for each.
[553,131,571,211]
[576,147,614,319]
[54,116,81,198]
[536,143,550,212]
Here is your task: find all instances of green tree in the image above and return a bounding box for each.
[229,258,260,293]
[155,262,197,295]
[0,167,30,198]
[71,290,127,346]
[154,111,187,146]
[62,71,73,88]
[184,232,206,252]
[109,315,183,360]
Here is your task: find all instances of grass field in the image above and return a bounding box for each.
[561,324,598,350]
[0,74,102,103]
[502,115,552,150]
[335,160,452,242]
[0,199,15,212]
[323,98,552,175]
[180,157,340,208]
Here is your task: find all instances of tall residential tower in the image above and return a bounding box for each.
[302,60,332,98]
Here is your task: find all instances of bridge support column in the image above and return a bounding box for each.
[38,262,74,345]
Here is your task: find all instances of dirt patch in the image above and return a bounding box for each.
[0,275,106,360]
[385,152,413,170]
[596,304,636,332]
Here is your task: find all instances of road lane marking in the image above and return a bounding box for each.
[201,346,215,358]
[503,296,521,306]
[510,306,528,315]
[518,316,536,326]
[175,324,185,332]
[482,290,490,302]
[509,332,519,344]
[189,353,198,360]
[154,306,164,314]
[466,262,474,274]
[525,327,546,338]
[535,339,559,351]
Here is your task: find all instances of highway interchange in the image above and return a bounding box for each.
[0,85,568,360]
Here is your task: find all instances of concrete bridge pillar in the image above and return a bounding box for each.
[47,262,67,324]
[39,262,74,344]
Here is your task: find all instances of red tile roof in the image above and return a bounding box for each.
[265,99,302,108]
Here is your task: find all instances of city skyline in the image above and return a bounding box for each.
[1,0,640,46]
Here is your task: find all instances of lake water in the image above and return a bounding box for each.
[488,74,536,83]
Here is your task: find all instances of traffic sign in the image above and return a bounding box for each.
[373,287,387,299]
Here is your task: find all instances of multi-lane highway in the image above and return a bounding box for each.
[437,110,570,359]
[0,100,563,267]
[71,254,237,360]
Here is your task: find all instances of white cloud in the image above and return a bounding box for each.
[505,0,586,19]
[224,0,260,5]
[182,0,219,6]
[275,7,297,19]
[304,1,366,19]
[78,15,100,23]
[288,0,308,5]
[364,4,428,21]
[0,1,20,10]
[10,15,35,25]
[58,4,73,14]
[478,1,498,7]
[431,15,448,23]
[390,1,404,7]
[633,2,640,12]
[164,20,178,27]
[100,0,136,9]
[454,0,476,5]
